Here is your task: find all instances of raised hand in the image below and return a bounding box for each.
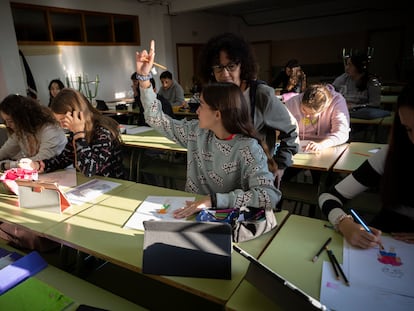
[136,40,155,76]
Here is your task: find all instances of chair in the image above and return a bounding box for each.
[137,151,187,190]
[280,180,319,218]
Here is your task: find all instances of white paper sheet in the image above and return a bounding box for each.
[65,179,121,205]
[320,236,414,310]
[343,236,414,297]
[320,261,414,311]
[123,195,195,231]
[38,168,77,188]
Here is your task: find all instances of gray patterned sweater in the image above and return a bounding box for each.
[141,86,281,210]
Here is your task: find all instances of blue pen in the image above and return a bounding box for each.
[350,209,384,249]
[350,209,371,233]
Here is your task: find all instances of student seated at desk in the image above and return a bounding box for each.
[332,48,381,109]
[319,83,414,249]
[285,83,350,153]
[158,70,186,107]
[279,83,350,210]
[136,40,281,226]
[0,94,67,170]
[131,72,175,126]
[20,88,125,179]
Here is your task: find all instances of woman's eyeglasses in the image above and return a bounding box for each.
[211,62,239,74]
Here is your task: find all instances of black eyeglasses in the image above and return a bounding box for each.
[211,62,240,73]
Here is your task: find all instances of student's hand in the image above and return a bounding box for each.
[17,158,45,173]
[303,141,323,152]
[338,217,383,249]
[391,232,414,244]
[60,111,85,133]
[173,196,211,219]
[136,40,155,76]
[274,168,285,189]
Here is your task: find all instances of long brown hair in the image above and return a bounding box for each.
[50,88,121,144]
[0,94,59,156]
[201,82,277,174]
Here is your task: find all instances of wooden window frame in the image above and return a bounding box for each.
[11,2,140,46]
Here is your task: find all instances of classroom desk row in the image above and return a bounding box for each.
[0,173,290,308]
[1,178,344,311]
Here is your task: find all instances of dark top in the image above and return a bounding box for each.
[134,93,175,126]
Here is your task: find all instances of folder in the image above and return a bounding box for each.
[0,251,48,295]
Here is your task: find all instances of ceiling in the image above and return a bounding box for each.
[137,0,389,26]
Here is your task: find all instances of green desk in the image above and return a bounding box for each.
[333,142,387,174]
[292,143,348,171]
[0,241,147,311]
[121,129,186,153]
[121,129,186,182]
[44,181,289,305]
[0,174,134,237]
[226,214,343,311]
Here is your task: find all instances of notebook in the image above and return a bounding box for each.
[142,220,232,279]
[234,245,327,310]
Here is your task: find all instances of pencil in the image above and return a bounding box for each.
[312,237,332,262]
[352,152,370,157]
[330,250,350,286]
[153,62,167,70]
[326,248,339,280]
[350,209,384,250]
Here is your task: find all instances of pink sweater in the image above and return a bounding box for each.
[285,84,350,149]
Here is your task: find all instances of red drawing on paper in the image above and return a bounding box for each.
[377,247,402,266]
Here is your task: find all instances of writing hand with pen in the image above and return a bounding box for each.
[337,210,383,249]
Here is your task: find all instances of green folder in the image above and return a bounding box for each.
[0,277,73,310]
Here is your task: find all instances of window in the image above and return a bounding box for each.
[11,2,140,45]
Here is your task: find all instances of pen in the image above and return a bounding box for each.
[326,248,339,280]
[350,209,384,250]
[312,237,332,262]
[330,249,350,286]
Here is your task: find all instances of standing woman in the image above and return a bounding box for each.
[197,32,299,188]
[0,94,67,170]
[47,79,65,107]
[22,88,125,179]
[135,40,280,233]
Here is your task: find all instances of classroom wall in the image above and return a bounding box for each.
[1,0,174,105]
[0,1,412,106]
[170,6,413,83]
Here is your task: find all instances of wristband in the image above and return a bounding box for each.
[135,72,153,81]
[334,214,353,231]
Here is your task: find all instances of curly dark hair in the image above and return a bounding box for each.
[0,94,58,138]
[197,32,258,84]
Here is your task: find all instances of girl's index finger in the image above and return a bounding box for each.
[150,40,155,53]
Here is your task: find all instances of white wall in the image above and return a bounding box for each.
[0,0,26,99]
[1,0,173,105]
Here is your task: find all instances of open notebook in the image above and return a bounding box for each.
[234,245,327,310]
[142,221,232,279]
